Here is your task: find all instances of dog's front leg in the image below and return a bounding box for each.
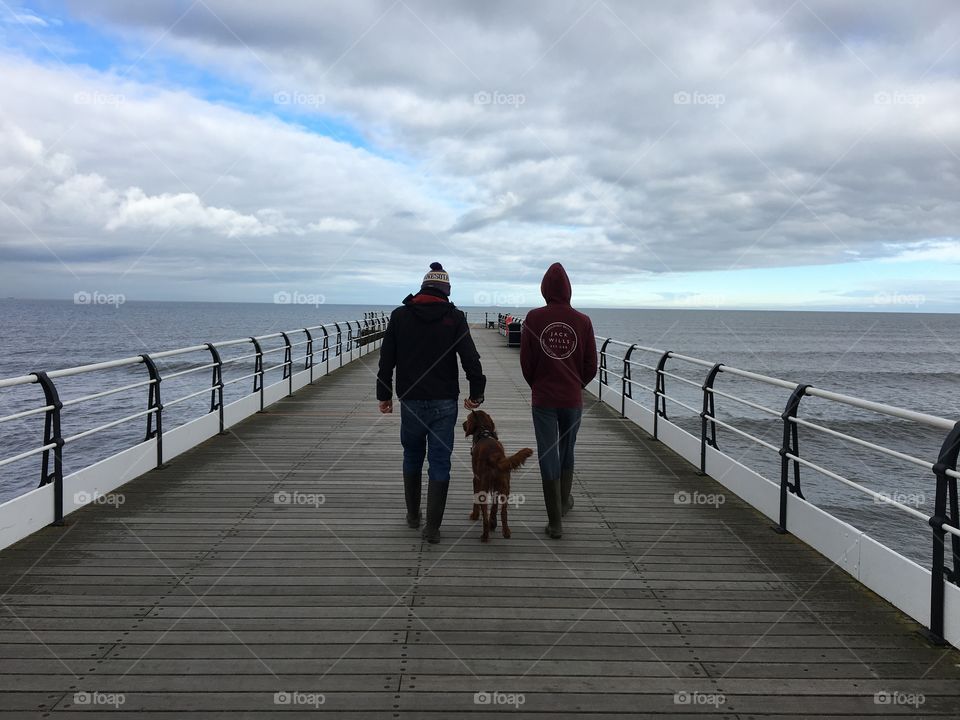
[479,498,490,542]
[469,476,480,521]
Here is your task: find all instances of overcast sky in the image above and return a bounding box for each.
[0,0,958,310]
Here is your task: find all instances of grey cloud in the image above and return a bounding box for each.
[3,0,958,301]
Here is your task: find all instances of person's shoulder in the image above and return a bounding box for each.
[387,305,410,323]
[570,307,593,325]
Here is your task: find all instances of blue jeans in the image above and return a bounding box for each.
[400,399,458,483]
[532,406,582,480]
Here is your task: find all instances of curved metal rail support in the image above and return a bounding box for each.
[303,329,315,383]
[653,350,672,440]
[699,363,724,474]
[775,383,810,534]
[621,344,638,418]
[280,332,293,396]
[249,337,265,412]
[35,371,64,526]
[598,339,612,387]
[141,354,164,469]
[320,326,330,375]
[205,343,225,434]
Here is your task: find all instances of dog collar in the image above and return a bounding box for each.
[473,428,498,441]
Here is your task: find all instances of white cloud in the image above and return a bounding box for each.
[0,55,463,299]
[2,10,47,27]
[882,239,960,263]
[307,217,362,233]
[107,188,276,237]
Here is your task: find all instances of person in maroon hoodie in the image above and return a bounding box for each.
[520,263,598,539]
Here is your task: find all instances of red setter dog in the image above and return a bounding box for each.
[463,410,533,542]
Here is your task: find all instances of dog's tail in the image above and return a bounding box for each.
[496,447,533,472]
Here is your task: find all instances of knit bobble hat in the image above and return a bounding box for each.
[421,262,451,296]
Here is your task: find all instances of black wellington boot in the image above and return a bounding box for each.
[403,473,422,528]
[422,480,449,544]
[542,476,563,539]
[560,468,575,517]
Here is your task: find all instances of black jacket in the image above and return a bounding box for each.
[376,292,486,402]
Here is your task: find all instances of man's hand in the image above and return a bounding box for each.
[379,400,393,414]
[463,397,482,410]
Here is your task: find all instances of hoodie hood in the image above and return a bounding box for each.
[540,262,572,304]
[402,292,457,322]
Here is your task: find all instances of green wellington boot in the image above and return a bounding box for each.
[403,473,422,528]
[542,476,563,539]
[560,468,575,517]
[422,480,449,544]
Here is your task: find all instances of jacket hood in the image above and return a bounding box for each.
[402,292,457,322]
[540,262,572,304]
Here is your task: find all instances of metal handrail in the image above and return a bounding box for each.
[782,451,930,522]
[0,313,387,533]
[219,352,260,366]
[156,364,218,381]
[62,407,158,445]
[658,370,702,389]
[0,405,56,423]
[789,416,933,471]
[164,386,221,408]
[707,387,780,417]
[0,443,58,469]
[707,414,780,453]
[221,372,259,387]
[595,332,960,644]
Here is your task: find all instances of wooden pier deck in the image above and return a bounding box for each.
[1,327,959,717]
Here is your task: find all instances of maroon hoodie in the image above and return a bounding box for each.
[520,263,598,407]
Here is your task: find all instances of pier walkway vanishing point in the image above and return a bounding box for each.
[2,325,960,717]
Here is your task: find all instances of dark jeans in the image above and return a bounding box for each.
[531,406,583,480]
[400,399,458,483]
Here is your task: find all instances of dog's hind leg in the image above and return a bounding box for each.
[500,497,511,539]
[489,491,498,530]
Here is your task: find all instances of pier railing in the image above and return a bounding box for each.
[592,336,960,646]
[0,312,387,548]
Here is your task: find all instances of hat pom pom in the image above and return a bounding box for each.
[430,262,443,271]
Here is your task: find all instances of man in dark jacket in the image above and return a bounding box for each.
[520,263,598,539]
[377,262,486,543]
